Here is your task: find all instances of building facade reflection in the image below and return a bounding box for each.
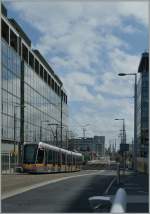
[1,4,68,154]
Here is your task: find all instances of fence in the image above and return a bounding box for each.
[1,152,18,174]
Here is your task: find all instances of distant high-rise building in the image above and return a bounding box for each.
[69,136,105,160]
[93,136,105,157]
[137,52,149,158]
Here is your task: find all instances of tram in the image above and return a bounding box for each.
[22,142,83,173]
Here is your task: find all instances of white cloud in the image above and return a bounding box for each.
[121,25,140,34]
[6,0,148,146]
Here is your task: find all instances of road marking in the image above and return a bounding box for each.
[104,176,116,195]
[2,170,105,200]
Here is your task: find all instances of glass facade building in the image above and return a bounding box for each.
[1,5,68,154]
[137,52,149,158]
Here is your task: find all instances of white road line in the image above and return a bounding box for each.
[2,170,105,200]
[104,176,116,195]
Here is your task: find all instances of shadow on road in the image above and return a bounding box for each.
[63,174,114,213]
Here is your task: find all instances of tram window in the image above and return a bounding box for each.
[48,150,53,163]
[62,153,65,164]
[45,150,48,164]
[67,155,69,164]
[69,155,71,164]
[53,151,58,164]
[68,155,71,165]
[58,151,61,165]
[24,144,37,164]
[70,155,72,164]
[53,151,55,164]
[73,156,75,165]
[36,149,44,163]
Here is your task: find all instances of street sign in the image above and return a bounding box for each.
[120,143,129,152]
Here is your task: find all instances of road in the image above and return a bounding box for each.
[2,170,115,213]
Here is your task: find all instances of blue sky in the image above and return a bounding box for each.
[3,0,149,148]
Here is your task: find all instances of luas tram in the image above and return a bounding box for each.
[22,142,83,173]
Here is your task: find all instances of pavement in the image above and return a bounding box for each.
[1,170,149,213]
[2,170,115,213]
[2,170,96,196]
[107,171,149,213]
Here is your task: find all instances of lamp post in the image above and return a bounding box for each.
[118,73,137,171]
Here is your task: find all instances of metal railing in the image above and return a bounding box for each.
[1,152,18,174]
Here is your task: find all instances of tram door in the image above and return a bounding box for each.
[36,148,44,164]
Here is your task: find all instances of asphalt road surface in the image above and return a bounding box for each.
[2,170,115,213]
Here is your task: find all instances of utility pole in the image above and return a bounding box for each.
[118,72,138,171]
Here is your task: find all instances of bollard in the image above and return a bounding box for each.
[117,162,120,185]
[110,188,127,213]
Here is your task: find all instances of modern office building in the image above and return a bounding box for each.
[1,4,68,155]
[93,136,105,157]
[69,136,105,160]
[136,52,149,172]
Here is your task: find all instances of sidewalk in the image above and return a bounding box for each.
[1,170,102,197]
[108,171,149,213]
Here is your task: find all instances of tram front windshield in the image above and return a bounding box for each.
[24,144,38,164]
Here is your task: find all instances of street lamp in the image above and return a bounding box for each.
[118,72,137,171]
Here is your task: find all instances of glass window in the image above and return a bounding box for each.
[22,43,28,63]
[10,29,18,52]
[24,144,38,164]
[47,150,53,163]
[1,19,9,43]
[35,59,39,74]
[40,64,43,79]
[29,51,34,69]
[44,69,47,83]
[2,66,8,90]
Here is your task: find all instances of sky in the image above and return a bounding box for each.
[3,0,149,148]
